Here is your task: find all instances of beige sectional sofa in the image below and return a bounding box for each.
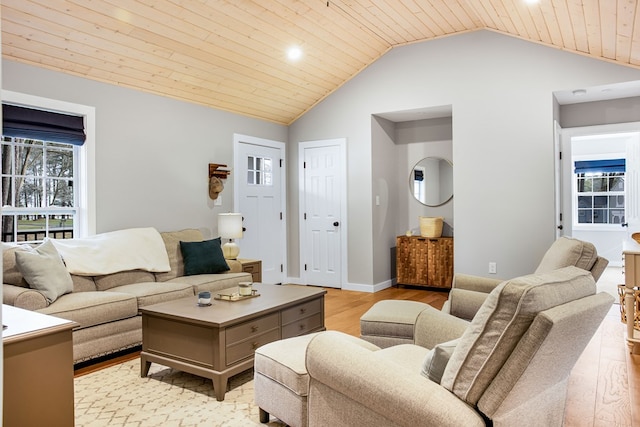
[2,228,252,363]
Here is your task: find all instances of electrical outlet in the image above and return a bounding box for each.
[489,262,497,274]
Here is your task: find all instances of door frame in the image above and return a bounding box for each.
[298,138,348,287]
[233,134,287,282]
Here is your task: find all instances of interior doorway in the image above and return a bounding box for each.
[558,123,640,266]
[298,138,347,289]
[233,134,286,284]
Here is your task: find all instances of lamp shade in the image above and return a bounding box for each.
[218,213,243,239]
[218,213,243,259]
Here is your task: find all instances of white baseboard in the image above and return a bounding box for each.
[284,277,395,293]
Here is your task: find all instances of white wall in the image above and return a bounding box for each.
[2,60,287,236]
[289,30,640,288]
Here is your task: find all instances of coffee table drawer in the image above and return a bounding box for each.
[282,312,323,338]
[226,328,280,365]
[226,313,279,345]
[281,298,322,324]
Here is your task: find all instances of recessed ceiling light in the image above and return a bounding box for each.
[572,89,587,96]
[287,46,302,61]
[524,0,540,4]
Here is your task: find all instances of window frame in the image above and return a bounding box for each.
[1,90,96,239]
[572,153,626,230]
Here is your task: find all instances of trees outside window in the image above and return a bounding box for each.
[1,136,76,242]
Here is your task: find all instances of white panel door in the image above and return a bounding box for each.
[235,136,285,285]
[301,141,345,288]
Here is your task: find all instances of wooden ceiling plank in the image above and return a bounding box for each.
[2,12,320,115]
[371,0,436,41]
[331,0,408,44]
[399,0,449,37]
[283,0,390,55]
[551,0,577,51]
[629,0,640,64]
[599,0,618,59]
[493,0,526,36]
[199,1,367,80]
[582,0,603,56]
[566,0,590,53]
[504,0,540,41]
[615,0,637,63]
[443,0,484,30]
[538,0,565,46]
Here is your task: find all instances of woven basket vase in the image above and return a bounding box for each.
[419,216,444,238]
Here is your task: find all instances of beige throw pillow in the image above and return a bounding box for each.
[15,239,73,303]
[421,338,459,384]
[440,266,596,405]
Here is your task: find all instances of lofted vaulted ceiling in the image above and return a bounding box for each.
[3,1,640,125]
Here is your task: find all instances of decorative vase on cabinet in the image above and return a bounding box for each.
[396,235,453,288]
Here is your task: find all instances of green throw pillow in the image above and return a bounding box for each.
[179,238,230,276]
[14,239,73,303]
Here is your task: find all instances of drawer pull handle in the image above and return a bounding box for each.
[299,324,305,330]
[252,342,259,349]
[300,308,306,314]
[251,326,259,332]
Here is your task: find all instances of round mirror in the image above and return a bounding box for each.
[410,157,453,206]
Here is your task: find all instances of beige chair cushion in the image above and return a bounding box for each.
[534,236,598,274]
[421,338,459,384]
[440,266,596,405]
[360,300,429,339]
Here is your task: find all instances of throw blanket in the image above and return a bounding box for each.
[50,227,171,276]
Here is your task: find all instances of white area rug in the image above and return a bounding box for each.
[75,359,285,427]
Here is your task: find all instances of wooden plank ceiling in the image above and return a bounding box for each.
[3,1,640,125]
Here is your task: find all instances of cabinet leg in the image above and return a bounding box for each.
[212,375,228,401]
[140,358,151,377]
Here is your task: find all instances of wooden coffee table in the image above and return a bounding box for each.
[139,283,326,401]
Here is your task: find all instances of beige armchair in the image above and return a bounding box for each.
[255,266,613,427]
[303,267,613,427]
[442,236,609,320]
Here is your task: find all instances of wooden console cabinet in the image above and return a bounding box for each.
[3,305,77,427]
[396,236,453,288]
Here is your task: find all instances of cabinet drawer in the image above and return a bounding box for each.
[281,313,323,338]
[225,313,279,345]
[226,328,280,366]
[282,298,322,325]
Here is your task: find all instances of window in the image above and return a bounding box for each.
[1,137,77,242]
[1,93,95,243]
[575,159,625,225]
[247,155,272,185]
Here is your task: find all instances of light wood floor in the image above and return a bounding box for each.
[75,285,639,426]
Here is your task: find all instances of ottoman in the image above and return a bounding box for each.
[359,300,430,348]
[254,332,380,426]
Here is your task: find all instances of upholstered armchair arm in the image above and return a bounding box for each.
[3,284,48,310]
[445,288,492,321]
[305,331,485,427]
[225,260,242,273]
[452,273,503,293]
[413,306,469,349]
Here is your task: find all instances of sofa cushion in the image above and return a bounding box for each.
[179,238,229,275]
[15,239,73,303]
[421,339,459,384]
[2,243,29,287]
[535,236,598,274]
[38,291,138,330]
[155,229,204,282]
[440,266,596,405]
[94,270,157,291]
[167,272,252,294]
[106,281,194,307]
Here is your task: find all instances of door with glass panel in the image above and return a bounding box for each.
[234,135,286,285]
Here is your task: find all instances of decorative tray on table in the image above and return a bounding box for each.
[214,290,260,301]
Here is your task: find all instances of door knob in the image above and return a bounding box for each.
[333,221,339,227]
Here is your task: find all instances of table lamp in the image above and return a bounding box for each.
[218,213,243,259]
